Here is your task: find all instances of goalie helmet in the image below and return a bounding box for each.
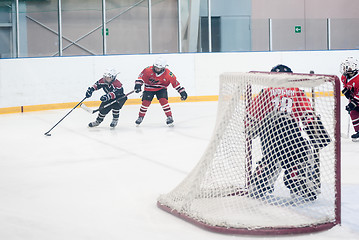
[271,64,293,73]
[103,68,118,83]
[153,57,167,74]
[340,57,358,76]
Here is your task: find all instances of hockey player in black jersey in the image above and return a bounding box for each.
[85,69,127,128]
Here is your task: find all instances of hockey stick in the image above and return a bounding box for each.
[80,90,135,114]
[44,97,87,136]
[341,114,351,138]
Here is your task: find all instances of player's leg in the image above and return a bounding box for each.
[282,141,319,201]
[89,102,111,127]
[156,89,174,126]
[248,114,284,198]
[249,156,281,198]
[350,109,359,141]
[136,91,154,125]
[110,96,128,128]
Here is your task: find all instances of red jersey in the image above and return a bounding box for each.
[136,66,181,92]
[341,73,359,104]
[247,87,314,126]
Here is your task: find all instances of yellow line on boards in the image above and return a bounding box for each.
[0,91,340,115]
[0,95,219,115]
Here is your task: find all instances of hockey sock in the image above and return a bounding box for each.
[112,109,120,120]
[96,113,105,123]
[139,100,151,117]
[159,98,172,117]
[351,110,359,132]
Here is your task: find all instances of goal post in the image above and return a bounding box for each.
[157,72,341,235]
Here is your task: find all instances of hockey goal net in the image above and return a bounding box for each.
[157,72,341,235]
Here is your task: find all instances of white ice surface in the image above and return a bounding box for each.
[0,99,358,240]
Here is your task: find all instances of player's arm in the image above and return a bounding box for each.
[296,91,331,149]
[302,110,331,149]
[342,87,353,100]
[101,81,125,102]
[304,114,331,149]
[344,90,359,113]
[134,70,145,93]
[170,72,187,100]
[85,79,101,98]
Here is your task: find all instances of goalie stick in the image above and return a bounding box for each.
[80,90,135,114]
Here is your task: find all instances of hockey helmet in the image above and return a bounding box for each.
[340,57,358,75]
[271,64,292,73]
[153,57,167,74]
[103,68,118,83]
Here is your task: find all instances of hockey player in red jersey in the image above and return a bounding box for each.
[340,57,359,142]
[134,57,188,126]
[246,65,331,201]
[85,69,127,128]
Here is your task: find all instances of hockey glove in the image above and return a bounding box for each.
[180,91,188,101]
[86,87,94,98]
[345,102,357,113]
[134,83,142,93]
[304,116,331,149]
[100,94,110,102]
[342,88,353,100]
[176,86,187,101]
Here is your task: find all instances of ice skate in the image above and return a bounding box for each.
[88,120,101,127]
[135,116,144,126]
[166,116,174,127]
[351,131,359,142]
[110,119,118,128]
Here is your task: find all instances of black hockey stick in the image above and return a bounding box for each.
[80,90,135,114]
[44,97,87,136]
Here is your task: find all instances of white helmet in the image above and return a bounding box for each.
[153,57,167,74]
[340,57,359,75]
[103,68,118,79]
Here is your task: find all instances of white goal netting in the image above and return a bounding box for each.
[157,72,340,234]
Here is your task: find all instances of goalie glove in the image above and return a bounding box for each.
[86,87,95,98]
[342,88,353,100]
[304,115,331,149]
[345,101,358,113]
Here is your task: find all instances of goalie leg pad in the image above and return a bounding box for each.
[283,166,318,201]
[249,158,281,199]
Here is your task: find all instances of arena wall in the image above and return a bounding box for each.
[0,50,358,113]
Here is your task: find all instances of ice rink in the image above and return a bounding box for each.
[1,99,359,240]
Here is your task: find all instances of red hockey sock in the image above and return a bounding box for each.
[159,98,172,117]
[139,100,151,117]
[351,109,359,132]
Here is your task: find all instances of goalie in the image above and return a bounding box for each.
[246,65,331,201]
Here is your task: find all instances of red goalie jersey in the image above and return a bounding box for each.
[247,87,314,126]
[136,66,181,92]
